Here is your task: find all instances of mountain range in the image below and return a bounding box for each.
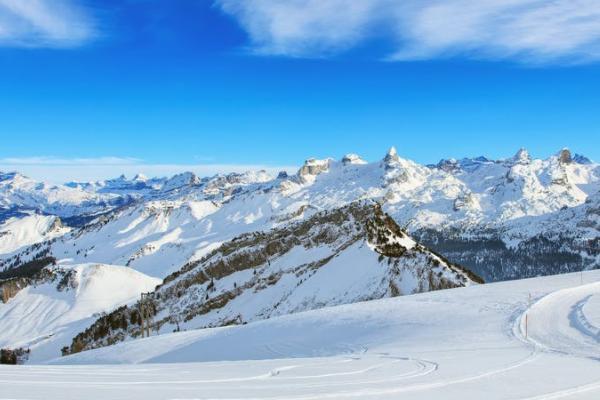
[0,147,598,361]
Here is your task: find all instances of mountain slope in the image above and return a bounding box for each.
[62,201,480,356]
[0,214,69,256]
[0,263,159,362]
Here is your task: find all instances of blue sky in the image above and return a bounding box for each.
[0,0,599,182]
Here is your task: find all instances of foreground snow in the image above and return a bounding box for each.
[2,270,600,399]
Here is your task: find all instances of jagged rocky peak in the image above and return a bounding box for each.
[557,148,573,164]
[435,158,460,173]
[342,153,367,165]
[297,158,331,181]
[276,171,289,179]
[511,148,531,164]
[383,146,400,166]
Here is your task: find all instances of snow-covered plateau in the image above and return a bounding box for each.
[2,270,600,399]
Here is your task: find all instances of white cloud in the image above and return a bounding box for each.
[0,156,297,184]
[0,156,141,165]
[216,0,600,63]
[0,0,95,47]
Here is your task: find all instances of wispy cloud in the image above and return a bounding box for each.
[0,156,141,165]
[0,0,95,47]
[0,156,296,183]
[216,0,600,64]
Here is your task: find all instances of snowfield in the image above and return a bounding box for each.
[2,270,600,399]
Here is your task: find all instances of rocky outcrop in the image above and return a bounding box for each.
[342,154,367,165]
[558,148,573,165]
[297,158,331,182]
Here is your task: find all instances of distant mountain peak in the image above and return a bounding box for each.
[342,153,367,165]
[384,146,399,162]
[511,148,531,164]
[132,173,148,182]
[297,158,331,182]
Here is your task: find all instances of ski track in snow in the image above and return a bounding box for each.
[3,271,600,399]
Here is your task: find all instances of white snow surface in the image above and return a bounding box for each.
[0,270,597,399]
[0,263,160,362]
[0,214,69,255]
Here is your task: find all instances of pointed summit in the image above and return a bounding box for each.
[383,146,400,166]
[512,148,530,164]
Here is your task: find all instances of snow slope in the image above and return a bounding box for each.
[0,214,69,255]
[1,270,596,399]
[0,263,160,362]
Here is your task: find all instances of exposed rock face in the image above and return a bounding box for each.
[49,217,63,232]
[437,159,460,173]
[342,154,367,165]
[0,279,25,303]
[0,263,68,304]
[63,201,481,356]
[297,158,331,182]
[453,192,477,212]
[558,148,572,164]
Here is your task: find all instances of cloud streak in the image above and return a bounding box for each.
[0,156,296,184]
[0,0,95,47]
[216,0,600,64]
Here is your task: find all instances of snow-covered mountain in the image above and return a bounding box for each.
[0,263,159,362]
[0,214,69,256]
[2,147,597,282]
[0,172,127,220]
[61,201,479,356]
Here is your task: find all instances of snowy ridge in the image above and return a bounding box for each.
[61,201,479,356]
